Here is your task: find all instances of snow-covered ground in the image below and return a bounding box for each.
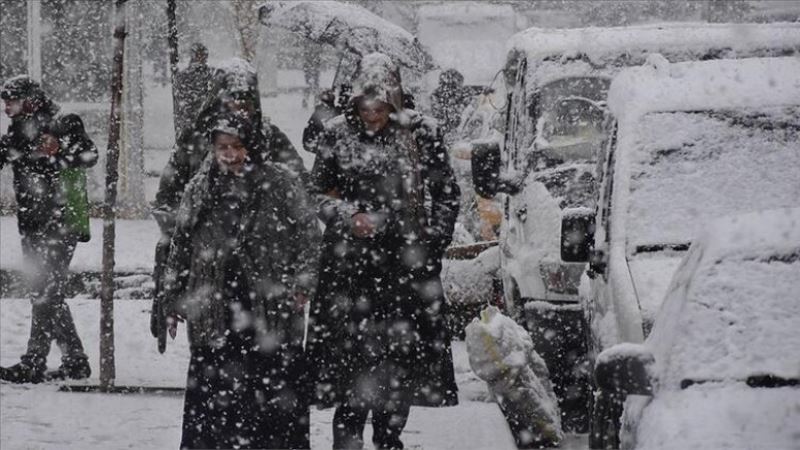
[1,217,159,273]
[0,211,584,448]
[0,297,587,449]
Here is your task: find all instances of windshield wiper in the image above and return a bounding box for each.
[681,375,799,389]
[635,243,691,254]
[746,375,799,388]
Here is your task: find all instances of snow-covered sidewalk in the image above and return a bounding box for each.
[1,217,159,273]
[0,297,593,449]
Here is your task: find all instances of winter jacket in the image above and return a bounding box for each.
[154,59,306,229]
[0,101,98,238]
[308,53,461,407]
[162,155,320,349]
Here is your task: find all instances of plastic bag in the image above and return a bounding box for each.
[466,306,564,448]
[61,167,91,242]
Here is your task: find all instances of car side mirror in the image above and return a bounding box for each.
[595,343,655,396]
[561,209,595,262]
[471,141,521,198]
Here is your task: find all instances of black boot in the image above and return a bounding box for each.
[0,362,46,384]
[45,357,91,381]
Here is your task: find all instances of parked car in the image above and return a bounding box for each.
[594,207,800,450]
[579,56,800,447]
[471,22,800,432]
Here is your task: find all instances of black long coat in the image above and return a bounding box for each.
[309,109,461,407]
[163,157,320,350]
[163,156,320,449]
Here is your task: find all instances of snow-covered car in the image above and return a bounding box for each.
[581,56,800,447]
[594,207,800,450]
[471,22,800,433]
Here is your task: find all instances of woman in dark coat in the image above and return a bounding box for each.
[151,58,308,350]
[309,53,461,450]
[162,113,320,449]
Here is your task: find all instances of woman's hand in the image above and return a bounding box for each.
[351,212,378,238]
[37,133,60,157]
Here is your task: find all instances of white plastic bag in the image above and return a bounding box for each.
[465,306,564,448]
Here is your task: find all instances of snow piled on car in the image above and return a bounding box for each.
[646,207,800,387]
[606,57,800,256]
[629,383,800,450]
[505,22,800,89]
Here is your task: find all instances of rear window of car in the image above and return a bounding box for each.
[625,106,800,250]
[662,248,800,384]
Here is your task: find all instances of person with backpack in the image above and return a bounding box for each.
[0,75,97,383]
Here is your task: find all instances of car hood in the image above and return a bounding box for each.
[627,255,684,333]
[626,383,800,450]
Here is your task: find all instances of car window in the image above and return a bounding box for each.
[532,163,596,210]
[626,106,800,251]
[533,77,610,157]
[657,249,800,385]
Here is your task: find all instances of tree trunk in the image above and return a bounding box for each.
[166,0,179,140]
[100,0,128,391]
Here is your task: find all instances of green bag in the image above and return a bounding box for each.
[61,167,91,242]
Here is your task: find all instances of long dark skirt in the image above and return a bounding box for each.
[180,333,310,449]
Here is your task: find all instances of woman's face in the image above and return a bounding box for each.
[213,132,248,174]
[357,98,392,133]
[3,98,25,118]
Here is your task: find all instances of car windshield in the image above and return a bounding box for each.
[626,106,800,251]
[534,77,610,158]
[659,249,800,384]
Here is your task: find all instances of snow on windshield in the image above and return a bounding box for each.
[626,106,800,250]
[657,249,800,385]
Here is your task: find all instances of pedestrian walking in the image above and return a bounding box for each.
[308,53,461,450]
[151,58,306,349]
[161,113,320,449]
[174,42,213,140]
[430,68,471,142]
[0,76,97,383]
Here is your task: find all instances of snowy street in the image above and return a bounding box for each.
[3,1,800,449]
[0,297,585,450]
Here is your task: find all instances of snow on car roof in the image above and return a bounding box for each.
[506,22,800,67]
[647,207,800,386]
[608,56,800,121]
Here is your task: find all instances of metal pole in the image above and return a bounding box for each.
[166,0,179,139]
[101,0,128,391]
[26,0,42,80]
